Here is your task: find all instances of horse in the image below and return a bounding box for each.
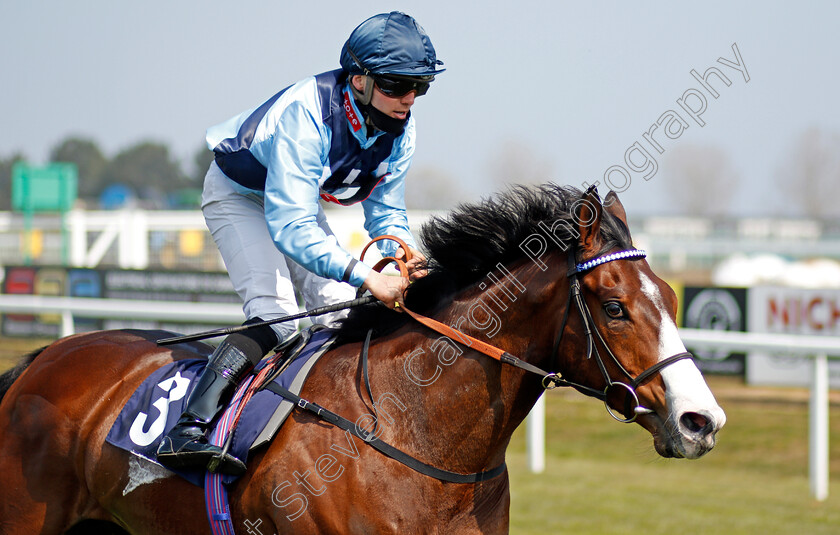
[0,185,725,534]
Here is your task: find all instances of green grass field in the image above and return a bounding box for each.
[506,378,840,534]
[2,340,838,533]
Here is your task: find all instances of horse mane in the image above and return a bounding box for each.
[0,347,44,403]
[335,183,632,343]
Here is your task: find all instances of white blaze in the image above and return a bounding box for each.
[638,272,725,426]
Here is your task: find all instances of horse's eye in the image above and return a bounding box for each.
[604,302,624,319]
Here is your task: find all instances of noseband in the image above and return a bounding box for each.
[544,247,693,423]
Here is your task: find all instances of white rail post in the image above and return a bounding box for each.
[60,309,75,338]
[67,208,87,267]
[129,210,149,269]
[527,393,546,473]
[810,353,829,501]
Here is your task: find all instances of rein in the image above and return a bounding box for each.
[259,234,692,485]
[369,236,692,424]
[260,238,510,484]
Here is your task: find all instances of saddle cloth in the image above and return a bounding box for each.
[105,327,338,486]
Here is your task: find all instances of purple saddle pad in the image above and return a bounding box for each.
[105,327,337,486]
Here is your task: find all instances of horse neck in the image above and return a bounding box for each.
[387,256,569,474]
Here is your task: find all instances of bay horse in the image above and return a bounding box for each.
[0,185,725,534]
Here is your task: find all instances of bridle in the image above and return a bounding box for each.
[545,246,694,423]
[365,236,693,425]
[257,236,695,485]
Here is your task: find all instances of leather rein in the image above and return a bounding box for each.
[361,236,693,424]
[267,236,692,485]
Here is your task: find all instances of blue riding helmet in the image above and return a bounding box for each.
[340,11,445,77]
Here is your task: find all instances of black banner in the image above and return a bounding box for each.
[1,266,238,337]
[681,286,747,376]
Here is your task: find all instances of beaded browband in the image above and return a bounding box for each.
[572,249,647,274]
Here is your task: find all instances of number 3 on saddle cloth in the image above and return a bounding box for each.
[106,327,338,486]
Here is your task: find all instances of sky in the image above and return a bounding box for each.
[2,1,839,217]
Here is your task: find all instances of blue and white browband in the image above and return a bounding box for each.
[573,249,647,274]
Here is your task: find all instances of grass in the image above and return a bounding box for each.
[2,341,839,533]
[507,377,840,534]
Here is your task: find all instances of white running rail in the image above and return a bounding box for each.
[526,328,840,501]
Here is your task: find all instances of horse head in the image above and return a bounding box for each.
[555,187,726,459]
[395,184,725,462]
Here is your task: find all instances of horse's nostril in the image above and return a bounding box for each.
[680,412,709,434]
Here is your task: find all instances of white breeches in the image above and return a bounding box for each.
[201,162,356,341]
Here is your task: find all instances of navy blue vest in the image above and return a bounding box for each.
[212,70,398,206]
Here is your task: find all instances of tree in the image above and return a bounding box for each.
[777,127,840,218]
[101,141,187,207]
[662,144,736,217]
[0,152,27,210]
[49,136,108,199]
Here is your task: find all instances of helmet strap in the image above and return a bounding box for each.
[350,75,375,106]
[350,75,409,135]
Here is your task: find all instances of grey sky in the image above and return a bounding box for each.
[2,1,838,216]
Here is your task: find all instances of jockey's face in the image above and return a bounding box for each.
[371,83,415,121]
[351,75,416,121]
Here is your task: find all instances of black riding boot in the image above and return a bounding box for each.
[155,339,253,475]
[156,323,278,476]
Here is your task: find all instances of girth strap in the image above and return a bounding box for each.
[263,381,506,484]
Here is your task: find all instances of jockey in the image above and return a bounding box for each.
[156,11,443,476]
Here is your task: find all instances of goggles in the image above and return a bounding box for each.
[373,75,433,97]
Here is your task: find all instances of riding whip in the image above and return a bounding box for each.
[155,294,378,346]
[158,235,411,346]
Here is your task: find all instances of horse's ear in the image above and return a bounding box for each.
[576,187,603,254]
[604,190,629,228]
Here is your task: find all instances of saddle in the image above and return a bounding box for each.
[105,326,339,486]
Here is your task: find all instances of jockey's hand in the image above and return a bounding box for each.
[362,269,408,309]
[395,246,428,281]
